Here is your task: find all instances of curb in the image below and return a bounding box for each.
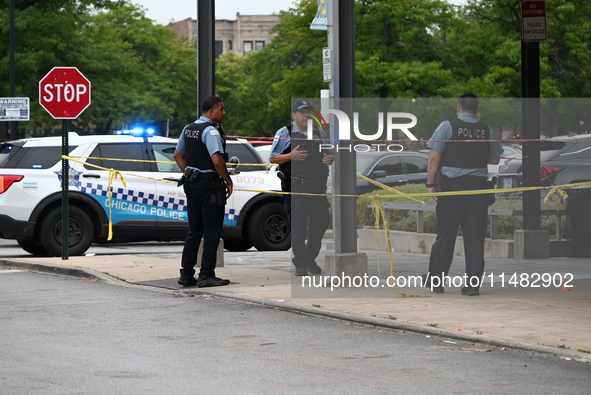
[188,290,590,362]
[2,259,589,363]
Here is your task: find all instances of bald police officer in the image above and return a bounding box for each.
[174,96,233,288]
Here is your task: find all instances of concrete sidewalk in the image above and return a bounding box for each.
[2,245,590,362]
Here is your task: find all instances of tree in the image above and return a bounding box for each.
[216,0,328,137]
[0,0,197,138]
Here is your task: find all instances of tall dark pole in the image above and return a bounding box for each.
[197,0,215,112]
[333,0,357,252]
[521,39,541,230]
[61,119,69,259]
[9,0,18,140]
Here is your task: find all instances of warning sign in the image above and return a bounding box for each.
[0,97,30,121]
[521,0,547,42]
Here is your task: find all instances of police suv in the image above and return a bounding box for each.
[0,132,289,256]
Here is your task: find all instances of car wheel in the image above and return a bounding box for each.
[223,239,253,252]
[247,202,290,251]
[17,240,50,256]
[39,206,94,256]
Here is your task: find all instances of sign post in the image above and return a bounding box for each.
[0,97,29,121]
[521,0,547,42]
[39,67,91,259]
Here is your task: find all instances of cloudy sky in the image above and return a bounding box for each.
[132,0,467,26]
[131,0,297,25]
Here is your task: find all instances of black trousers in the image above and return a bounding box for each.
[180,178,224,278]
[286,184,330,270]
[428,180,490,288]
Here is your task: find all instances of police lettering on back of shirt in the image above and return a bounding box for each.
[455,125,488,139]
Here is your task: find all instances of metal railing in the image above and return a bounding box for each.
[372,202,566,240]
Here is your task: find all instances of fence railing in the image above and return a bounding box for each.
[372,202,566,240]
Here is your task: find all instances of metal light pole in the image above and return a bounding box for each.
[9,0,18,140]
[197,0,215,113]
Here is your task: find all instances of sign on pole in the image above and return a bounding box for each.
[38,67,91,260]
[39,67,91,119]
[310,0,328,31]
[0,97,29,121]
[521,0,547,42]
[323,47,332,82]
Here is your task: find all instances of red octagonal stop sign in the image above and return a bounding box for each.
[39,67,91,119]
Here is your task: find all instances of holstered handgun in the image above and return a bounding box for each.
[213,178,227,206]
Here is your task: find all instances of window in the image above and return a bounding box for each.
[243,41,253,55]
[372,156,403,176]
[6,146,77,169]
[85,144,147,172]
[255,41,265,51]
[226,143,266,172]
[228,40,233,51]
[404,155,428,174]
[215,40,223,58]
[152,144,180,173]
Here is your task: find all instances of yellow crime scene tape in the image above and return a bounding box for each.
[63,155,591,297]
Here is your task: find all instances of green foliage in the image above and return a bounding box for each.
[357,185,567,239]
[0,0,196,137]
[357,183,433,230]
[3,0,591,140]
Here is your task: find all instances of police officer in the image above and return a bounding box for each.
[174,96,233,287]
[424,94,502,296]
[270,100,334,276]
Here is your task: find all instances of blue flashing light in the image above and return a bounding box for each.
[113,127,156,137]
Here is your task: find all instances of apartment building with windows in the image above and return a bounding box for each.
[168,13,281,57]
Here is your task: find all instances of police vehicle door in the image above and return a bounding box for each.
[80,141,160,239]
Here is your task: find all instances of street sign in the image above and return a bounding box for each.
[521,0,547,42]
[39,67,91,119]
[0,97,29,121]
[322,47,332,82]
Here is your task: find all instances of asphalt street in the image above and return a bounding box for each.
[2,269,591,394]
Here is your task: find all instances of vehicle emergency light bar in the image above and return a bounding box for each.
[114,127,155,137]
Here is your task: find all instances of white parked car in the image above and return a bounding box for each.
[0,133,289,256]
[488,144,522,179]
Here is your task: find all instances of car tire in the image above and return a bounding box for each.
[247,202,290,251]
[39,206,94,256]
[17,240,50,256]
[223,239,253,252]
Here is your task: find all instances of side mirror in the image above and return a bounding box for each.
[228,156,240,174]
[370,170,387,179]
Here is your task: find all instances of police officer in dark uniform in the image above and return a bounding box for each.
[174,96,233,287]
[270,100,334,276]
[424,94,502,296]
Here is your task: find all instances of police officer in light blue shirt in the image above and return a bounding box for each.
[176,118,225,174]
[270,99,334,277]
[423,94,502,296]
[174,96,233,288]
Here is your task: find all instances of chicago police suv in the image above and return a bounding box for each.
[0,132,289,256]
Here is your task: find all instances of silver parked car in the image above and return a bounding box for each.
[497,134,591,192]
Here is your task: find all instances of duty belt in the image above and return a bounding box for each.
[448,175,488,184]
[291,176,325,186]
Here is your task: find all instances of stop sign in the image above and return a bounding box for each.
[39,67,91,119]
